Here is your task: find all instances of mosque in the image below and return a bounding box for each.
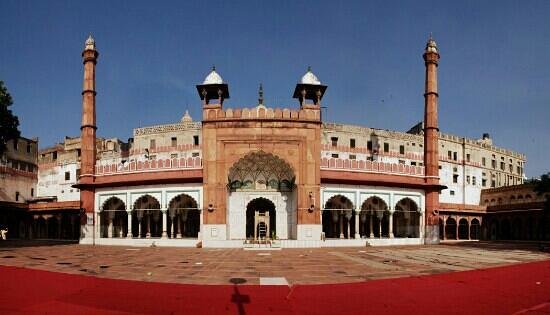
[10,35,529,247]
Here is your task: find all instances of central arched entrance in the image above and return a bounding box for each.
[227,150,296,240]
[246,197,276,239]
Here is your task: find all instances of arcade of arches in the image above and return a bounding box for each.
[438,216,481,240]
[99,193,200,239]
[321,195,422,239]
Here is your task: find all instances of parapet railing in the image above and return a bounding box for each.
[320,157,425,176]
[95,157,202,175]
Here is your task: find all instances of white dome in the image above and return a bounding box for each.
[300,68,321,85]
[203,68,223,85]
[181,110,192,122]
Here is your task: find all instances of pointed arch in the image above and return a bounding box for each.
[228,150,295,191]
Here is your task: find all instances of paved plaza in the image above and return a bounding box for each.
[1,241,549,285]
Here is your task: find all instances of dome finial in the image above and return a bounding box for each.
[307,65,312,72]
[181,109,193,122]
[212,65,216,71]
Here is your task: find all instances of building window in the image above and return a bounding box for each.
[192,152,200,157]
[466,175,470,184]
[65,171,70,181]
[193,135,200,146]
[171,153,178,159]
[453,174,459,183]
[53,151,57,160]
[383,143,389,153]
[349,154,356,160]
[491,159,496,169]
[150,139,156,149]
[398,160,405,165]
[500,162,505,171]
[367,141,373,151]
[466,154,470,162]
[350,139,355,148]
[77,149,81,157]
[399,145,405,155]
[331,153,339,158]
[491,180,496,188]
[482,157,486,166]
[472,176,476,185]
[482,179,487,187]
[150,155,157,160]
[31,188,34,197]
[26,142,31,153]
[438,165,441,169]
[330,137,338,147]
[15,191,20,201]
[448,151,452,159]
[171,137,177,147]
[450,190,455,196]
[76,169,81,178]
[453,152,458,161]
[453,167,458,172]
[411,162,417,166]
[509,164,513,172]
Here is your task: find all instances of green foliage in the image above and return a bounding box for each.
[0,81,20,156]
[534,172,550,240]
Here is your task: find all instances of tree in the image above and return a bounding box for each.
[0,81,20,156]
[533,172,550,241]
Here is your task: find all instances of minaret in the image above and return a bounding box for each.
[423,35,440,244]
[80,35,98,230]
[293,67,327,109]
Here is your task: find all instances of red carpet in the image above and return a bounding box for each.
[1,260,550,315]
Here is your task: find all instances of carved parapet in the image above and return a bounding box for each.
[202,105,321,122]
[320,157,425,177]
[95,157,202,175]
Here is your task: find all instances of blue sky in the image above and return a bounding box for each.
[1,0,549,177]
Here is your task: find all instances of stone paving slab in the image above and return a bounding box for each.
[0,241,549,285]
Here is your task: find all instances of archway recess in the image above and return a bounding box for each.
[322,195,355,239]
[168,194,200,238]
[228,150,295,192]
[246,197,276,239]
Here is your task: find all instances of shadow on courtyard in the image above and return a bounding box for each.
[0,239,79,249]
[442,240,550,254]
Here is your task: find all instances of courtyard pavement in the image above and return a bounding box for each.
[0,241,549,285]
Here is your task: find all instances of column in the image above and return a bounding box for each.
[378,217,382,238]
[138,219,142,238]
[126,211,133,238]
[161,210,168,239]
[146,214,151,238]
[455,218,459,240]
[389,211,394,238]
[467,218,471,240]
[176,215,182,238]
[443,218,446,240]
[419,213,424,239]
[108,217,113,238]
[354,210,360,239]
[339,212,344,239]
[170,215,175,238]
[369,214,374,238]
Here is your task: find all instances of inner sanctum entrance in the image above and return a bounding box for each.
[246,197,276,240]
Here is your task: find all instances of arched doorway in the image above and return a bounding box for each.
[101,197,127,238]
[360,197,389,238]
[500,218,511,240]
[393,198,420,238]
[323,195,355,239]
[132,195,161,238]
[227,150,296,240]
[458,218,469,240]
[470,218,480,240]
[445,217,457,240]
[246,197,276,240]
[168,194,200,238]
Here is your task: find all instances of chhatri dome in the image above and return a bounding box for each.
[300,66,321,85]
[203,66,224,85]
[181,110,193,122]
[425,35,438,54]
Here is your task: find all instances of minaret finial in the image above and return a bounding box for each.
[258,83,264,105]
[85,34,96,50]
[212,65,216,71]
[307,65,312,72]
